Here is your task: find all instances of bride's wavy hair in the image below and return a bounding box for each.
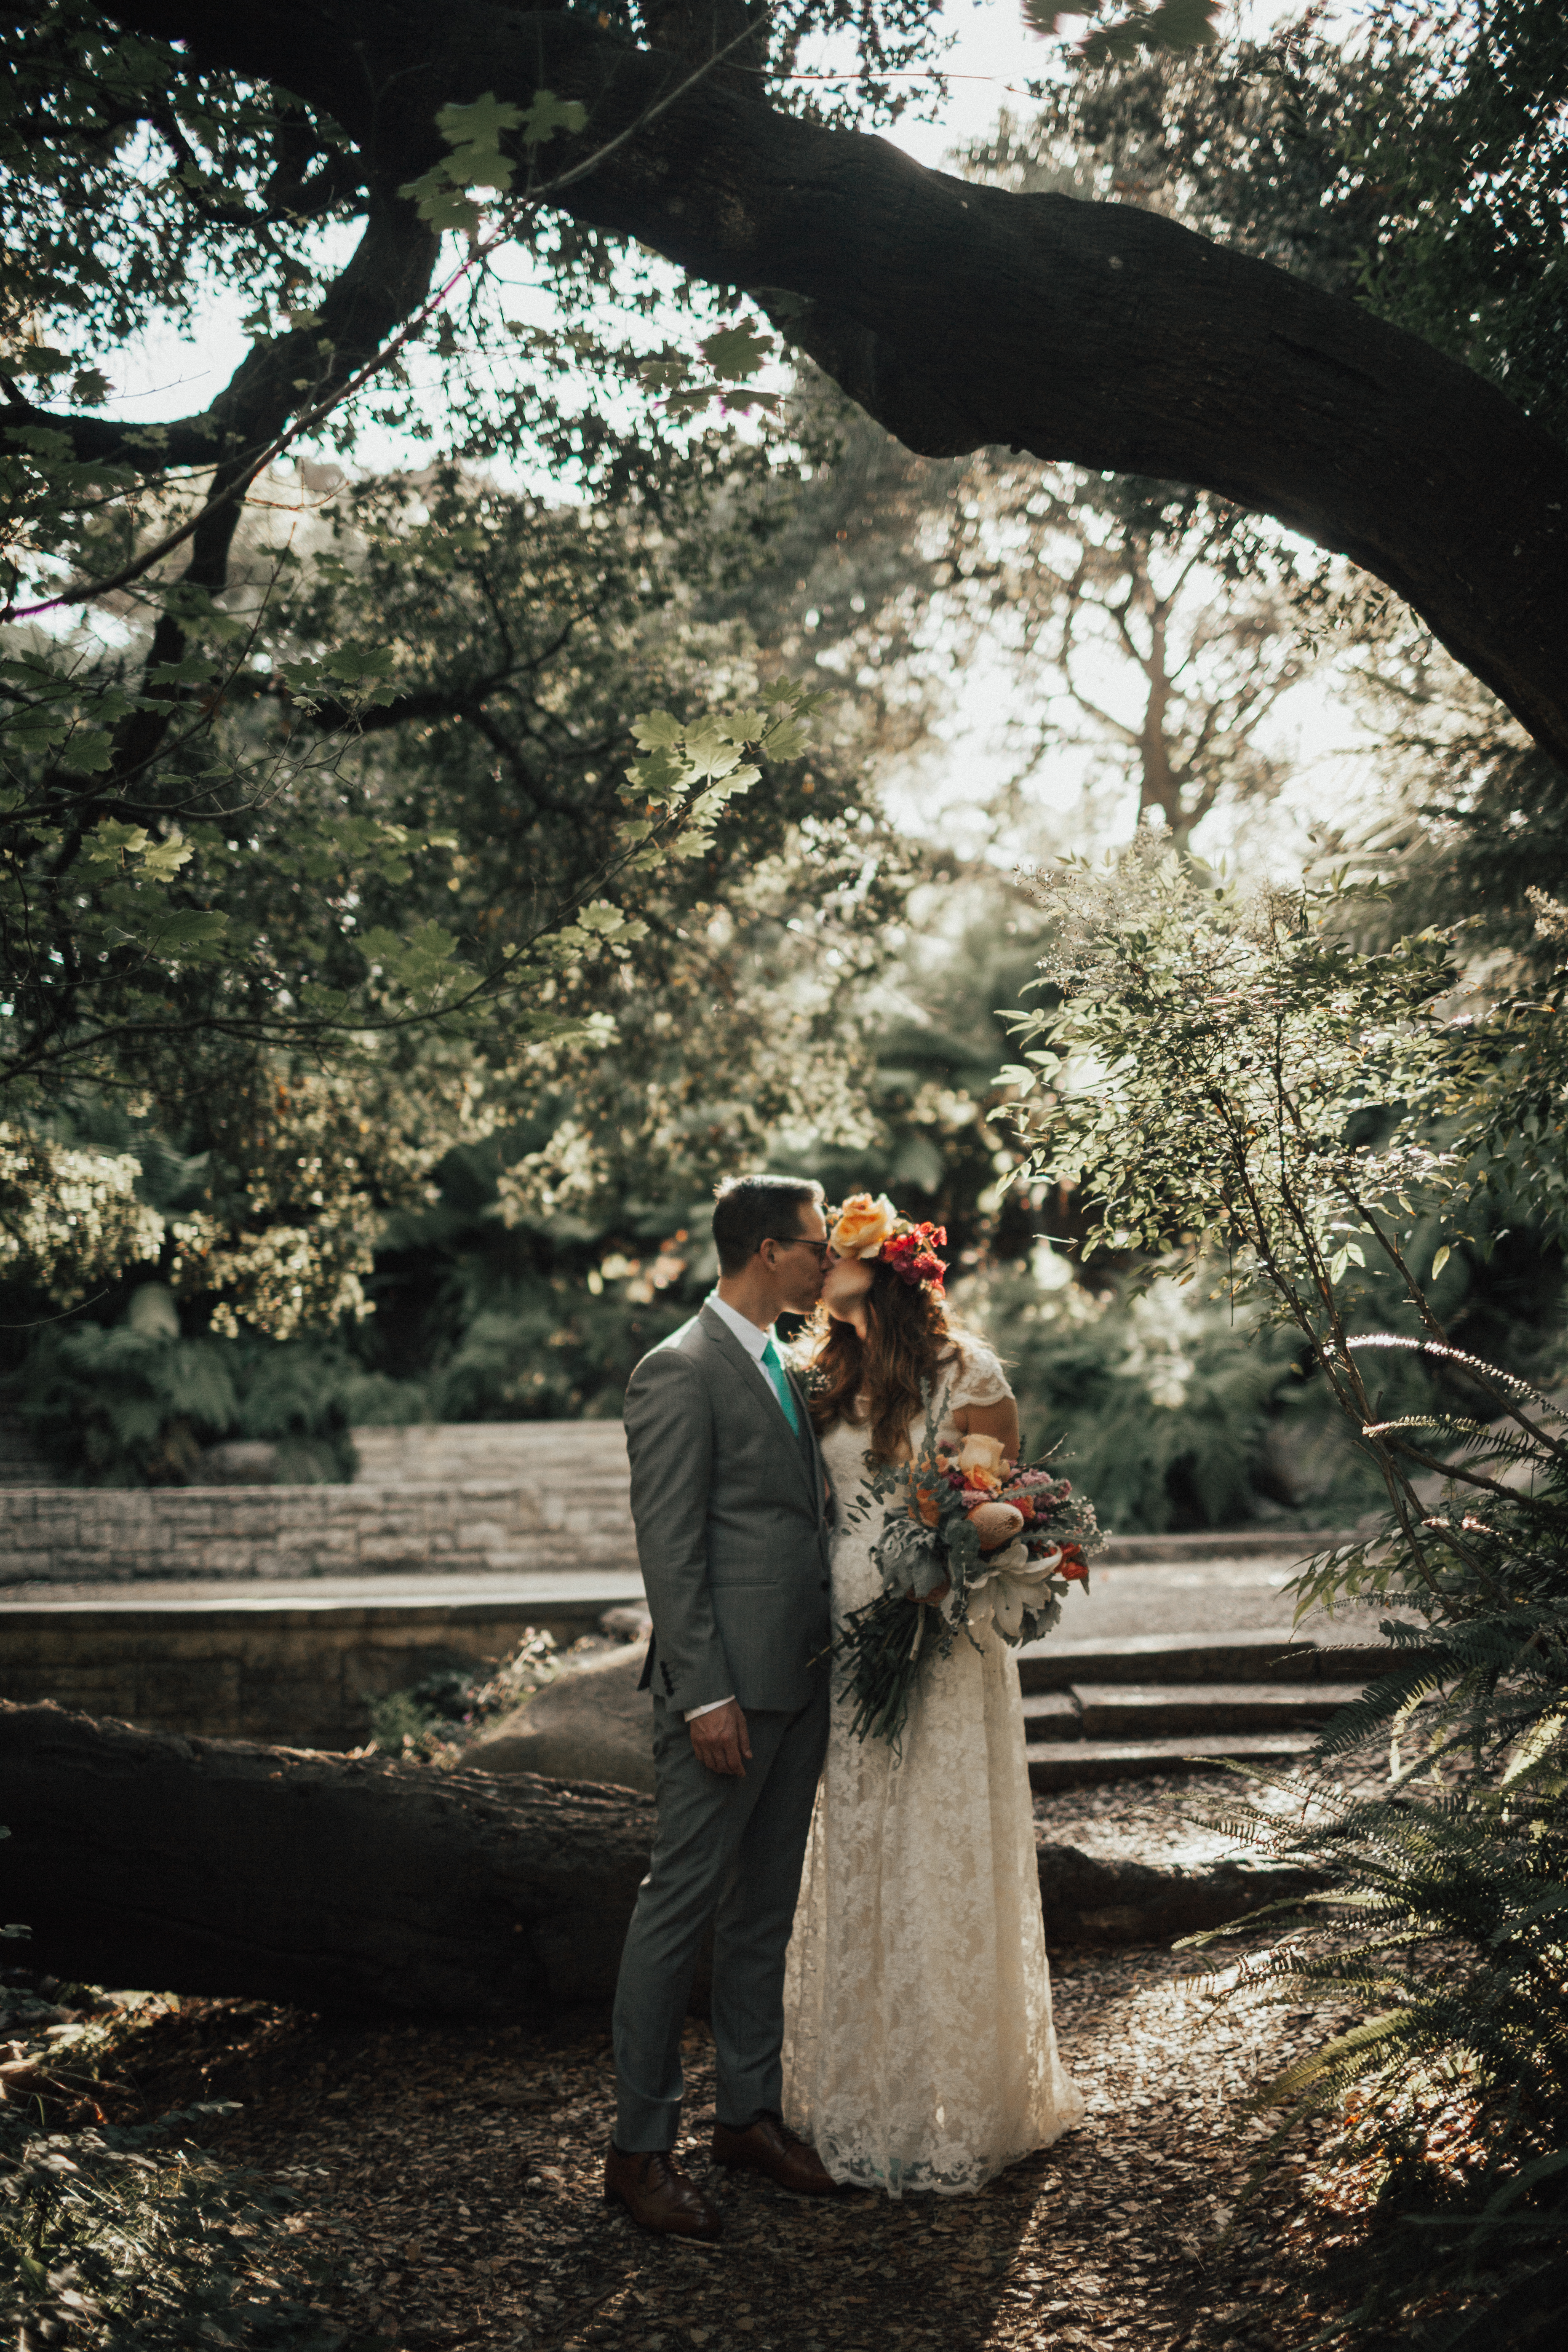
[806,1260,963,1465]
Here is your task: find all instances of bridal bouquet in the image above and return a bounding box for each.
[839,1393,1103,1752]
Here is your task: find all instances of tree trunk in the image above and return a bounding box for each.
[99,3,1568,769]
[0,1700,653,2016]
[0,1702,1317,2014]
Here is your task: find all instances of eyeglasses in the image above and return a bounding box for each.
[764,1236,832,1262]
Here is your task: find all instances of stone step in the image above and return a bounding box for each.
[1023,1691,1083,1742]
[1097,1528,1360,1562]
[1082,1680,1368,1737]
[350,1423,631,1487]
[1027,1732,1318,1791]
[1022,1681,1368,1742]
[1016,1625,1428,1690]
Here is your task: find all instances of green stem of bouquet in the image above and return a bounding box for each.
[841,1591,938,1757]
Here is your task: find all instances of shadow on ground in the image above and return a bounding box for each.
[92,1944,1373,2352]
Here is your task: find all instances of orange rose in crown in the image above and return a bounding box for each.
[827,1194,948,1294]
[829,1193,900,1259]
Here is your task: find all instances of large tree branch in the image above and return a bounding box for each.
[94,0,1568,768]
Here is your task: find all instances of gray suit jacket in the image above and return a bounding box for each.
[624,1304,832,1715]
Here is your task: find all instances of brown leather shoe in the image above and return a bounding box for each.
[604,2144,722,2241]
[711,2114,845,2196]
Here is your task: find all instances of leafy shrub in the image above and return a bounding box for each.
[19,1323,358,1487]
[426,1282,691,1422]
[1188,1346,1568,2346]
[963,1260,1373,1532]
[1005,850,1568,2340]
[363,1628,564,1762]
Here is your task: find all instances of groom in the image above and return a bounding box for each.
[606,1173,841,2239]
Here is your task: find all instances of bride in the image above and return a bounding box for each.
[782,1195,1085,2195]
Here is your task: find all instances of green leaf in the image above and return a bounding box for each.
[698,323,775,381]
[631,709,683,751]
[140,834,195,881]
[681,722,743,782]
[1432,1243,1451,1278]
[82,819,150,866]
[147,908,228,957]
[401,177,482,233]
[358,920,463,994]
[12,342,73,377]
[636,356,692,396]
[575,900,630,935]
[521,91,588,147]
[435,93,524,152]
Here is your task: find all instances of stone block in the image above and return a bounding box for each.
[465,1647,654,1794]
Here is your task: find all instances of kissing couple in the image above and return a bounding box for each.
[604,1173,1084,2237]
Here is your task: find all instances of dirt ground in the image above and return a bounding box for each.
[96,1921,1366,2352]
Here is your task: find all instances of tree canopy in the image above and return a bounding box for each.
[3,0,1565,1352]
[6,0,1566,760]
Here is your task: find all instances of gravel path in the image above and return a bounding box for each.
[105,1941,1366,2352]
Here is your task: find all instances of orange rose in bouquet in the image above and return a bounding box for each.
[838,1390,1105,1751]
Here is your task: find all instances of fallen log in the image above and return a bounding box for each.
[0,1702,1319,2015]
[0,1700,651,2016]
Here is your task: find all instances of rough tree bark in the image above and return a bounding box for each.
[0,1703,1315,2014]
[59,0,1568,769]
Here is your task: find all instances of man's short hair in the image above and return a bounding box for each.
[712,1174,824,1277]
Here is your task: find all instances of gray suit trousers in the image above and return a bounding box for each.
[612,1680,829,2151]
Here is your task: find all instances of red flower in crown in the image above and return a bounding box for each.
[827,1197,948,1292]
[877,1221,948,1293]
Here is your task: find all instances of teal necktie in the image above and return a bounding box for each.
[761,1335,804,1437]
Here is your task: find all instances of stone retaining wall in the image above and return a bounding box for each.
[0,1474,635,1589]
[350,1422,626,1484]
[0,1596,620,1749]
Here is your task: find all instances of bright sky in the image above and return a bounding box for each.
[95,1,1376,885]
[869,2,1377,886]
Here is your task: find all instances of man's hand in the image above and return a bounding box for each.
[689,1699,752,1778]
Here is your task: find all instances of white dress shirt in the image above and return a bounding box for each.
[682,1291,793,1721]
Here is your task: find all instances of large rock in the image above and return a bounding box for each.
[190,1441,278,1486]
[467,1644,655,1794]
[1037,1840,1321,1946]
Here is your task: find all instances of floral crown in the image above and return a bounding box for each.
[825,1193,948,1294]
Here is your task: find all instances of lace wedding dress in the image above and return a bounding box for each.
[781,1340,1085,2195]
